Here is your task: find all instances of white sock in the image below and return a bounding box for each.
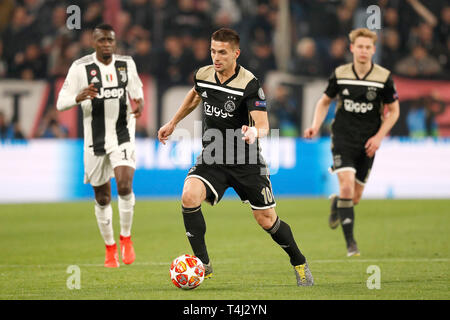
[118,192,135,237]
[94,202,115,246]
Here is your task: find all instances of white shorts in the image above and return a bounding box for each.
[84,142,136,187]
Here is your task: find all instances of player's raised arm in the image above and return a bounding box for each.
[304,93,333,139]
[158,87,202,145]
[57,63,97,111]
[242,110,269,144]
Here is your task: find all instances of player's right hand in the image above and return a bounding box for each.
[158,122,175,145]
[303,127,318,139]
[76,84,98,103]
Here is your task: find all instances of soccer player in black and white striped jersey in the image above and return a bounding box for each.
[57,24,144,268]
[304,28,400,257]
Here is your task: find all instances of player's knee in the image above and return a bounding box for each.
[339,184,354,199]
[117,181,132,196]
[181,190,202,208]
[95,193,111,206]
[254,210,277,230]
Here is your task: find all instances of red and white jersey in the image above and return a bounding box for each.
[57,53,143,155]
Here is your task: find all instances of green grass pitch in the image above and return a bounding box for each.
[0,198,448,300]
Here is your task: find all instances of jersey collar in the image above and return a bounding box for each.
[352,62,374,80]
[92,52,116,66]
[215,64,240,86]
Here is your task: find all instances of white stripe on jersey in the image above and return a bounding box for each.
[197,82,244,96]
[336,79,385,88]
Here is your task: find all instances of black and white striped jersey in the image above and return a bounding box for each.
[57,53,143,155]
[325,62,398,147]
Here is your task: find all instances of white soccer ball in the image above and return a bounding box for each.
[170,254,205,289]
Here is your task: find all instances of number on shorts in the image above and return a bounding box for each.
[261,187,273,205]
[122,149,128,160]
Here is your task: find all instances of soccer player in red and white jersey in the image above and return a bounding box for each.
[57,24,144,267]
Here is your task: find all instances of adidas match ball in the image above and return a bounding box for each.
[170,254,205,289]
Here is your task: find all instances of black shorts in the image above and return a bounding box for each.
[330,141,375,185]
[186,162,276,210]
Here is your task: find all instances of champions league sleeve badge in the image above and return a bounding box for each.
[258,88,265,100]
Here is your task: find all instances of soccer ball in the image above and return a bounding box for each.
[170,254,205,289]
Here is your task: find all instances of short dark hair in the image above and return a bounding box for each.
[211,28,240,48]
[94,23,114,32]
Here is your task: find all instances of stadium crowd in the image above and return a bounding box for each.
[0,0,449,138]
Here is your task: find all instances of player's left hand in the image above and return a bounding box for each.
[241,125,258,144]
[131,98,144,118]
[365,135,382,158]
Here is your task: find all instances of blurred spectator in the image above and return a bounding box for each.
[268,85,299,137]
[24,0,55,40]
[133,38,158,75]
[0,111,25,140]
[15,43,47,80]
[122,25,150,54]
[79,30,95,57]
[1,0,450,139]
[191,37,211,72]
[0,0,15,35]
[122,0,153,31]
[324,37,349,75]
[149,0,171,49]
[211,0,242,30]
[169,0,211,36]
[384,6,399,27]
[37,108,69,139]
[2,6,36,77]
[406,95,446,137]
[289,38,324,77]
[395,45,442,77]
[436,6,450,45]
[0,111,10,140]
[335,5,354,37]
[82,2,104,30]
[299,0,339,39]
[40,6,73,55]
[0,40,7,78]
[48,36,80,77]
[245,41,277,83]
[380,29,403,71]
[157,35,194,86]
[408,23,440,58]
[247,2,275,45]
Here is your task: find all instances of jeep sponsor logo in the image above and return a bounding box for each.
[97,87,125,99]
[344,99,373,113]
[204,102,233,118]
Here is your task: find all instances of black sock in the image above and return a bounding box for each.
[265,217,306,266]
[337,198,355,246]
[182,206,209,265]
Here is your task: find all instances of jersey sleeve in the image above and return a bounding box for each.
[381,73,398,104]
[56,62,81,111]
[324,71,339,99]
[245,78,267,112]
[193,69,201,94]
[126,58,144,100]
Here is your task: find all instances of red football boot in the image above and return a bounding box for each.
[104,243,120,268]
[120,235,136,265]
